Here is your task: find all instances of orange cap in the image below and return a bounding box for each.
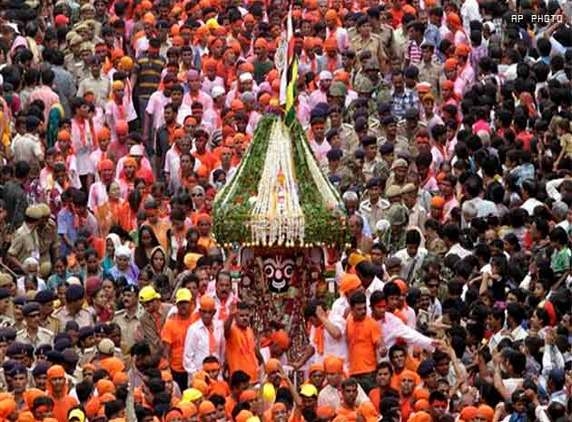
[431,196,446,208]
[97,126,111,141]
[339,273,361,294]
[198,400,216,415]
[444,58,458,71]
[199,295,216,311]
[58,130,71,142]
[455,43,471,57]
[323,356,343,373]
[231,99,245,111]
[239,389,257,402]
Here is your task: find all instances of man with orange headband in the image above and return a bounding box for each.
[317,356,370,409]
[184,295,224,379]
[46,365,78,422]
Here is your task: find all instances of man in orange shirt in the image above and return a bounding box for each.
[368,361,394,411]
[46,365,78,422]
[398,369,419,422]
[161,288,194,390]
[224,301,263,382]
[335,378,360,420]
[346,291,384,394]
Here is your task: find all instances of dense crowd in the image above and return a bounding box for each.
[0,0,571,420]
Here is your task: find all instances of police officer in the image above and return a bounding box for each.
[16,302,55,347]
[35,290,60,334]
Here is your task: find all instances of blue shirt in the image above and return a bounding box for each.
[57,208,76,256]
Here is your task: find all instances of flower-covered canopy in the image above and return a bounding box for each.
[213,115,347,248]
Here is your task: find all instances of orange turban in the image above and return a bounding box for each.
[325,10,337,20]
[235,410,253,422]
[112,372,129,386]
[172,36,184,47]
[99,393,116,404]
[231,99,245,111]
[85,397,101,419]
[265,358,281,374]
[254,38,268,49]
[323,356,343,374]
[0,400,17,421]
[47,365,65,379]
[444,58,458,71]
[199,295,216,311]
[177,403,197,418]
[446,13,462,29]
[58,130,71,142]
[119,56,134,71]
[412,388,430,401]
[98,159,114,172]
[324,38,337,51]
[23,389,45,411]
[339,274,361,295]
[414,399,430,411]
[99,357,125,378]
[173,128,186,140]
[400,369,418,383]
[476,405,494,422]
[431,196,446,209]
[124,157,137,168]
[198,401,216,415]
[455,43,471,57]
[97,126,111,141]
[410,411,432,422]
[96,379,116,395]
[460,406,478,422]
[259,93,272,105]
[270,330,290,349]
[112,80,124,92]
[239,63,255,74]
[239,390,257,402]
[441,80,454,90]
[203,57,217,70]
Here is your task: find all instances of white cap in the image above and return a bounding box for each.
[66,276,82,286]
[129,144,144,156]
[319,70,333,81]
[211,85,226,98]
[239,72,253,83]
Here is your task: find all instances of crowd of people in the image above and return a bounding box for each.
[0,0,571,420]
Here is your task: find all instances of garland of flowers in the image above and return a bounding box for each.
[213,114,347,248]
[250,121,304,246]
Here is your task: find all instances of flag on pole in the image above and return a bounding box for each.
[278,5,299,124]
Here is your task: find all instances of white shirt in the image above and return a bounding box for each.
[520,198,545,216]
[330,296,349,321]
[365,277,385,304]
[379,312,434,350]
[460,0,481,34]
[88,181,110,211]
[307,313,347,365]
[446,243,472,259]
[183,318,224,375]
[393,248,427,282]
